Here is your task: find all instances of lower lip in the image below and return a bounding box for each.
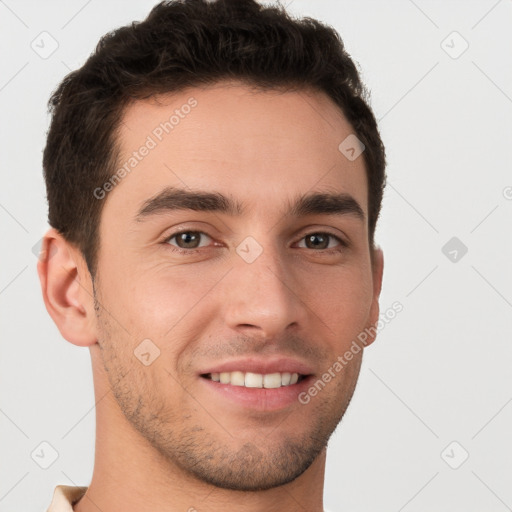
[199,375,313,412]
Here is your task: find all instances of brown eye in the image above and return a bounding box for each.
[297,232,344,251]
[165,231,212,250]
[305,233,328,249]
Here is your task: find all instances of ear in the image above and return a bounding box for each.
[36,228,97,347]
[363,246,384,347]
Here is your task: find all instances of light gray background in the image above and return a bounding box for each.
[1,1,511,511]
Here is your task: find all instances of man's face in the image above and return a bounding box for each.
[91,81,381,491]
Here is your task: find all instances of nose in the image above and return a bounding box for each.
[223,240,306,340]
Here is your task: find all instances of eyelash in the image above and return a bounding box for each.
[162,230,348,255]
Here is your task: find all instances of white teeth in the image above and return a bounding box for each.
[245,372,263,388]
[263,373,282,388]
[230,371,245,386]
[206,371,302,388]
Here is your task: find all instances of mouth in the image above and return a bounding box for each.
[198,361,315,412]
[197,357,315,411]
[200,371,309,389]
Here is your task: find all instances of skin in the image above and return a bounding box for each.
[38,80,383,512]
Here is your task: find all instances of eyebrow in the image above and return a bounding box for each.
[134,186,365,222]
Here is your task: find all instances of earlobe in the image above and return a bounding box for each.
[364,246,384,347]
[37,228,97,347]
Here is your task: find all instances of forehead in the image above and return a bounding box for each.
[107,81,368,221]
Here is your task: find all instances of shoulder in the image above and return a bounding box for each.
[46,485,88,512]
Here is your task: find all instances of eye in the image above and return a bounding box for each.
[162,230,347,255]
[296,232,346,251]
[164,231,213,252]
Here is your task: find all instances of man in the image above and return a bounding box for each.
[38,0,386,510]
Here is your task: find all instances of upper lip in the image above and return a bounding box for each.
[199,357,314,376]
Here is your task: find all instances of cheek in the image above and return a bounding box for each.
[303,264,373,331]
[104,265,219,339]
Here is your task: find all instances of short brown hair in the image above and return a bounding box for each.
[43,0,386,278]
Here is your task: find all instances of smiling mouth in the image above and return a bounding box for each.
[201,371,308,389]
